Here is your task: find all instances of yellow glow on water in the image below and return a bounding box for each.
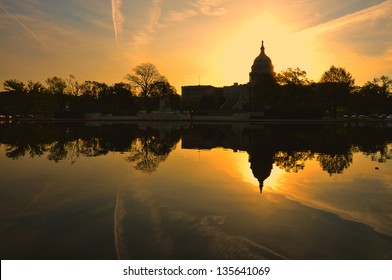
[176,147,261,192]
[232,151,259,187]
[263,165,289,190]
[198,148,289,193]
[1,130,392,259]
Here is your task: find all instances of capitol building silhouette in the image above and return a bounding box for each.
[182,41,276,111]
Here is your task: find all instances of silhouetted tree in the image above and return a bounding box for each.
[152,80,177,97]
[125,63,166,112]
[378,75,392,96]
[80,81,109,99]
[46,76,67,95]
[320,66,355,87]
[3,79,26,94]
[319,66,355,118]
[27,80,46,95]
[111,82,132,96]
[2,79,47,115]
[276,67,310,86]
[273,68,324,118]
[358,76,392,114]
[147,80,181,111]
[78,81,110,113]
[46,76,68,112]
[66,74,81,96]
[98,82,137,115]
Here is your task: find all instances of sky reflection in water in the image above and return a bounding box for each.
[0,122,391,259]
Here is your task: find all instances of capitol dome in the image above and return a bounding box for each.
[249,41,275,84]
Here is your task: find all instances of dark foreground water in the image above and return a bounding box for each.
[0,122,391,260]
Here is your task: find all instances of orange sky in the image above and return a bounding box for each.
[1,0,391,92]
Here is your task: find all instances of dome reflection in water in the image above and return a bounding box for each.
[0,122,391,259]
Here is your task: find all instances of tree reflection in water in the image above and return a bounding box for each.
[47,141,68,163]
[274,151,314,173]
[1,122,391,260]
[0,122,391,180]
[317,153,353,175]
[127,128,180,173]
[181,123,392,187]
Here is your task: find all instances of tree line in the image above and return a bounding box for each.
[1,63,391,118]
[185,66,392,118]
[1,123,390,176]
[255,66,392,118]
[0,63,180,118]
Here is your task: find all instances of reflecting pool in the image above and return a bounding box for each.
[0,122,391,259]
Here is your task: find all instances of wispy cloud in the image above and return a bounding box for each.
[300,0,391,35]
[292,0,392,83]
[112,0,124,48]
[130,31,153,46]
[165,0,226,22]
[129,0,164,47]
[194,0,227,16]
[0,4,48,50]
[127,0,227,48]
[149,0,164,30]
[297,0,392,60]
[165,9,198,23]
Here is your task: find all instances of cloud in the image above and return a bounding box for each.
[127,0,228,49]
[194,0,227,16]
[111,0,124,48]
[130,31,153,47]
[300,0,392,35]
[0,4,48,50]
[293,0,392,72]
[149,0,164,30]
[127,0,164,48]
[165,9,198,22]
[165,0,226,22]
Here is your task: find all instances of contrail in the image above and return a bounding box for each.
[111,0,124,48]
[0,5,48,50]
[114,189,129,259]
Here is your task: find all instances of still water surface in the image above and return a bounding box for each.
[0,122,391,259]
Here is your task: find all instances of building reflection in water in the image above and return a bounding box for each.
[0,122,391,187]
[181,123,392,191]
[1,122,392,260]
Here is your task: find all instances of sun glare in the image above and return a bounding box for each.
[233,152,287,193]
[262,165,288,190]
[233,152,259,187]
[208,13,315,85]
